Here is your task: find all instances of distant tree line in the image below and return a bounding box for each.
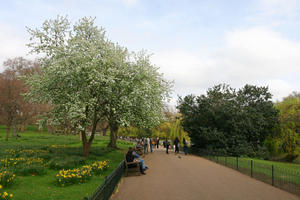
[118,110,190,144]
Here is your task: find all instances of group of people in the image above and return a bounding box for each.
[163,137,188,155]
[135,137,160,154]
[125,137,189,175]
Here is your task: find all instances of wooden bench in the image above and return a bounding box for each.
[124,155,141,176]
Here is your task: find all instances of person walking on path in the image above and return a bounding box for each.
[165,138,169,154]
[183,137,188,155]
[143,137,148,154]
[156,138,160,149]
[150,138,153,153]
[174,137,180,154]
[146,138,150,153]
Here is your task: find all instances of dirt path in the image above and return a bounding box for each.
[112,149,300,200]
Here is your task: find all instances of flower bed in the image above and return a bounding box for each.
[55,160,109,186]
[0,170,15,186]
[56,165,92,186]
[91,161,109,175]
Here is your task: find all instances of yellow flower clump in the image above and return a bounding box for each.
[55,160,109,186]
[0,184,13,200]
[91,161,109,175]
[56,165,92,186]
[0,170,15,186]
[0,157,44,168]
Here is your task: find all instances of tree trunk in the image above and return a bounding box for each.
[107,123,119,148]
[81,130,89,157]
[83,141,91,157]
[103,127,107,136]
[5,126,10,141]
[12,122,17,137]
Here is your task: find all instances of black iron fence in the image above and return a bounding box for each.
[206,156,300,196]
[85,161,125,200]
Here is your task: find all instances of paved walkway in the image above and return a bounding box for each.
[112,149,300,200]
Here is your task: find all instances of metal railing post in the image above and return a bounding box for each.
[236,157,239,170]
[225,156,227,166]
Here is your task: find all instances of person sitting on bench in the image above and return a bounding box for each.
[126,147,147,175]
[133,150,148,171]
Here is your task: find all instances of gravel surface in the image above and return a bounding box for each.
[112,149,300,200]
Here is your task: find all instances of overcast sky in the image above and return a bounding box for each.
[0,0,299,106]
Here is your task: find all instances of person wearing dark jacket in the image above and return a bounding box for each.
[174,137,180,154]
[183,137,188,155]
[126,147,146,174]
[165,138,169,154]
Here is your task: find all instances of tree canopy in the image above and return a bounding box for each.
[25,16,171,156]
[265,95,300,159]
[177,84,278,156]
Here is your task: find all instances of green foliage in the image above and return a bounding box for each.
[264,136,280,156]
[25,16,171,150]
[118,126,152,138]
[152,121,171,138]
[178,84,279,156]
[271,96,300,160]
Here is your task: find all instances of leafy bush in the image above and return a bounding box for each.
[178,84,279,157]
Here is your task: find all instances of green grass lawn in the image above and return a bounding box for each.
[0,125,133,200]
[209,156,300,186]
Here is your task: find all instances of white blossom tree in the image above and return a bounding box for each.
[25,16,171,156]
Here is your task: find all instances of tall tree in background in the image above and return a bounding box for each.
[0,57,39,140]
[25,16,171,156]
[274,95,300,156]
[178,84,278,156]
